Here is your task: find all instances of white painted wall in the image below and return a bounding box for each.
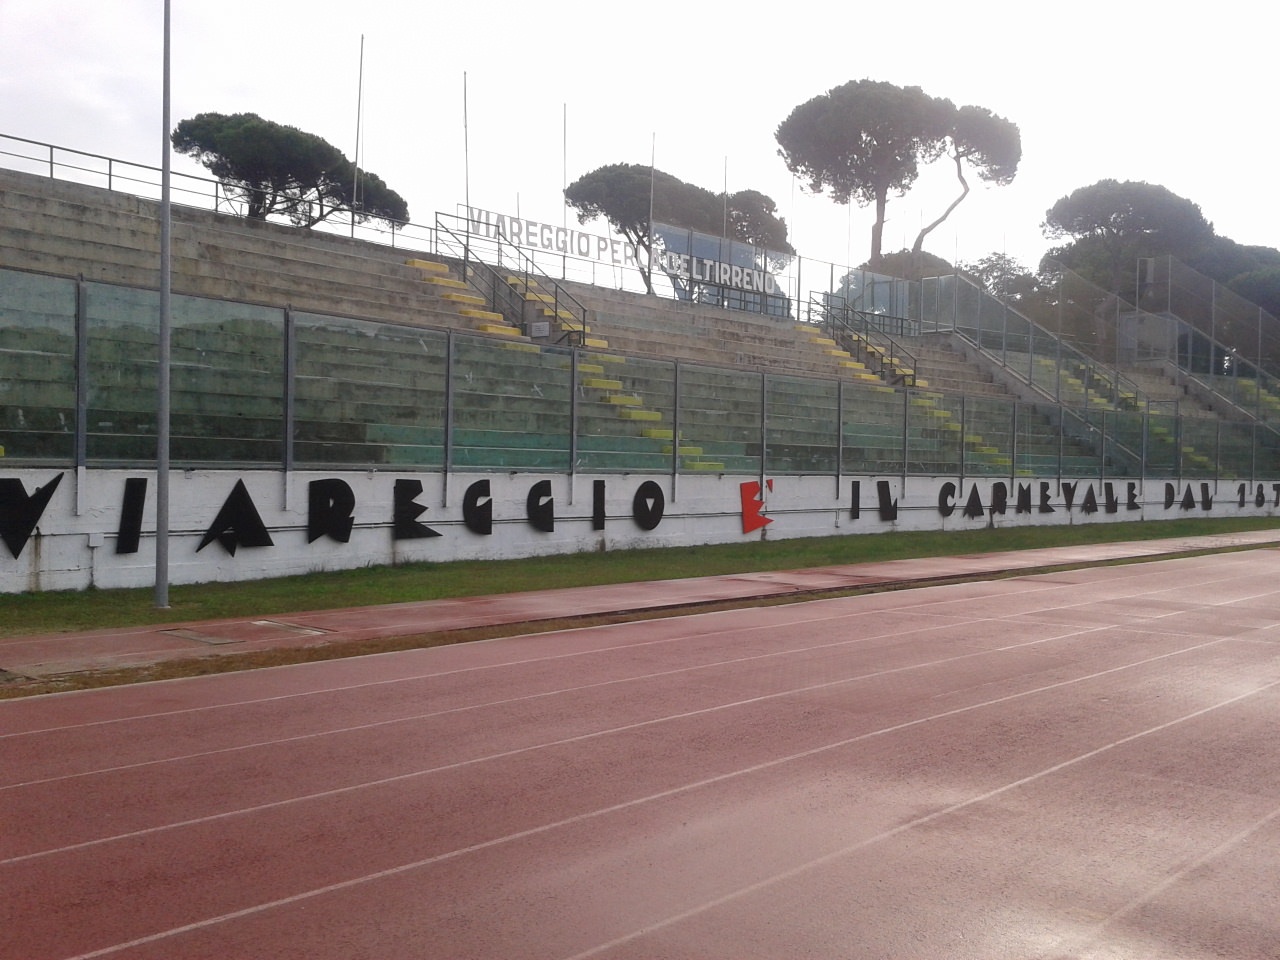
[1,467,1276,593]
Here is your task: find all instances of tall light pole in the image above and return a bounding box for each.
[156,0,172,607]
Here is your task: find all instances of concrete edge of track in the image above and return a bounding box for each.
[4,529,1280,687]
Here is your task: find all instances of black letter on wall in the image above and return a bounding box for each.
[117,477,147,554]
[1103,482,1119,514]
[527,479,555,532]
[197,479,275,555]
[877,480,898,521]
[463,480,493,535]
[1081,485,1099,514]
[393,479,441,540]
[962,486,985,519]
[990,483,1008,516]
[1039,482,1055,514]
[0,472,64,559]
[308,479,355,544]
[1016,483,1032,514]
[938,482,957,517]
[593,480,606,531]
[1061,482,1077,511]
[632,480,664,531]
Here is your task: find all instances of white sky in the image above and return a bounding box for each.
[3,0,1275,278]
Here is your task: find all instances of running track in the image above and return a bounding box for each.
[5,550,1280,958]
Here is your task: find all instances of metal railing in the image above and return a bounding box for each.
[433,213,589,346]
[809,296,919,386]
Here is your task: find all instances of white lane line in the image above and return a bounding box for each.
[5,556,1260,740]
[559,676,1280,960]
[0,597,968,738]
[1056,802,1280,957]
[2,602,1124,790]
[49,637,1252,959]
[7,615,1171,861]
[8,560,1271,792]
[10,570,1280,849]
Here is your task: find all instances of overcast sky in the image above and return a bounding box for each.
[3,0,1274,277]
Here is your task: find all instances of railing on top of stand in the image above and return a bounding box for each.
[812,296,919,388]
[433,213,590,347]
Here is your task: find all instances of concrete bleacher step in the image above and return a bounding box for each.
[2,169,546,339]
[459,308,505,323]
[405,258,450,275]
[420,275,468,290]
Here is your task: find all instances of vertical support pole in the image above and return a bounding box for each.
[835,378,844,494]
[758,369,768,483]
[74,278,88,516]
[569,346,579,484]
[74,278,88,468]
[443,329,455,506]
[281,306,295,510]
[901,386,910,484]
[1009,401,1018,487]
[1140,406,1148,492]
[671,360,681,493]
[1215,420,1221,484]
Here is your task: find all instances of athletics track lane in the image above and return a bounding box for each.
[5,550,1280,958]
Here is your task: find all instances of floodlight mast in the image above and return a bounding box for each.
[156,0,172,608]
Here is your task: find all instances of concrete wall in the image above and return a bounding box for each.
[2,466,1275,593]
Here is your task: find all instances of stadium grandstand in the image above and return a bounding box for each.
[2,136,1279,591]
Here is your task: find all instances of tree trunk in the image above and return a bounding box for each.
[870,191,887,269]
[625,227,656,295]
[913,152,970,257]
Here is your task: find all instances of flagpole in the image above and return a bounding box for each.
[463,72,470,219]
[351,34,364,237]
[647,132,655,289]
[462,72,471,270]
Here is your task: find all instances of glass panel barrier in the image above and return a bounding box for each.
[0,269,76,461]
[962,395,1014,478]
[1016,402,1059,478]
[84,283,159,463]
[1145,411,1180,477]
[677,363,757,475]
[449,334,572,471]
[906,386,960,475]
[577,352,674,473]
[1179,418,1219,479]
[841,380,904,475]
[293,314,447,467]
[170,294,284,463]
[1059,407,1107,477]
[765,374,838,474]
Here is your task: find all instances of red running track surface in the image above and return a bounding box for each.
[6,550,1280,959]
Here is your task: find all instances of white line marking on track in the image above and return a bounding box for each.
[51,636,1264,959]
[558,675,1280,960]
[0,608,1119,790]
[6,555,1255,737]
